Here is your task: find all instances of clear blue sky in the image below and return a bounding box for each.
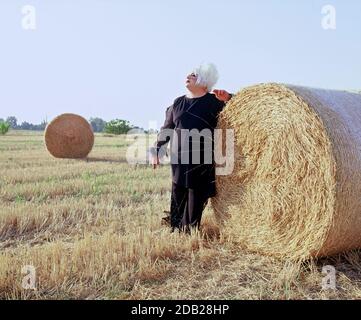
[0,0,360,129]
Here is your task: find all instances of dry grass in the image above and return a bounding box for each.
[0,130,361,299]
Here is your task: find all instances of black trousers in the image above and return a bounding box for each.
[170,182,210,232]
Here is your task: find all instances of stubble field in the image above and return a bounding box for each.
[0,131,361,300]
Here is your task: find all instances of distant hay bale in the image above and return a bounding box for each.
[212,83,361,260]
[45,113,94,159]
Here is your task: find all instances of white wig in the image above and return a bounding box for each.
[193,63,219,92]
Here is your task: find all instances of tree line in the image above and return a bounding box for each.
[0,116,156,135]
[0,116,47,131]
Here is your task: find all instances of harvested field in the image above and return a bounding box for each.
[0,130,361,299]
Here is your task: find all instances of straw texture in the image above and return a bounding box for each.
[45,113,94,159]
[212,83,361,260]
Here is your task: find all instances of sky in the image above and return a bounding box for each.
[0,0,360,129]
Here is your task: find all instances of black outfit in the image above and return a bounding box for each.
[156,93,226,231]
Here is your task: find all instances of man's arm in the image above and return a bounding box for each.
[151,105,175,168]
[156,105,175,154]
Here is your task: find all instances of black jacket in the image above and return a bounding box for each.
[156,93,226,197]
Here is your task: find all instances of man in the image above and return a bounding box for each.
[151,63,232,233]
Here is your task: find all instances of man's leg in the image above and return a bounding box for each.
[180,187,209,232]
[170,182,188,231]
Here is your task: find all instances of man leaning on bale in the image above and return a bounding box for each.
[150,63,233,234]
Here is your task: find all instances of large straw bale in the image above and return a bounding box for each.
[45,113,94,159]
[212,83,361,260]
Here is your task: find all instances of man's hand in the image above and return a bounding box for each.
[151,155,160,169]
[212,89,232,102]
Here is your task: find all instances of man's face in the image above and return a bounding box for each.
[185,72,198,90]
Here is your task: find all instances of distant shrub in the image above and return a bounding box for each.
[104,119,132,135]
[0,121,10,135]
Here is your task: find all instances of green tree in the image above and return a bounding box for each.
[0,121,10,135]
[104,119,132,135]
[89,117,107,133]
[19,121,31,130]
[6,116,17,129]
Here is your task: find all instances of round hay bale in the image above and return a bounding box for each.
[45,113,94,159]
[212,83,361,260]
